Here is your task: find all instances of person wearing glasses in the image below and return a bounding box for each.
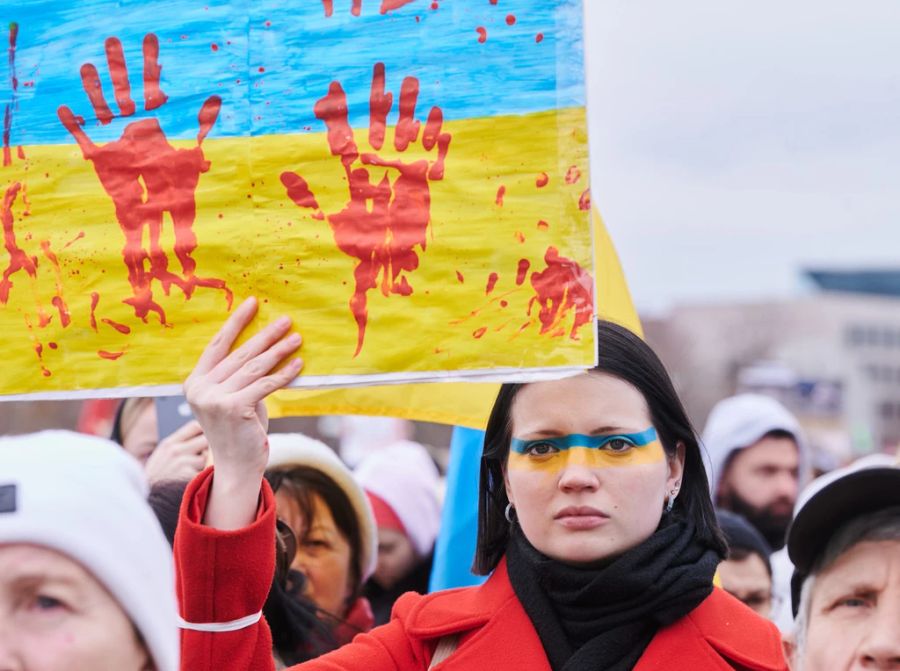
[173,297,787,670]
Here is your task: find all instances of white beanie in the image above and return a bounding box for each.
[267,433,377,581]
[355,440,442,557]
[702,394,811,495]
[0,431,177,671]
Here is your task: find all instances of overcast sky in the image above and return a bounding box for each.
[584,1,900,314]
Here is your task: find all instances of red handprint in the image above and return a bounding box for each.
[57,34,232,324]
[321,0,416,17]
[0,182,36,304]
[526,246,594,339]
[281,62,451,356]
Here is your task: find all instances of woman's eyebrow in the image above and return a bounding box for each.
[519,426,631,438]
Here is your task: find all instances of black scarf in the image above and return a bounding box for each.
[506,515,720,671]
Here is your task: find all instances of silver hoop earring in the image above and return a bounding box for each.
[504,502,516,523]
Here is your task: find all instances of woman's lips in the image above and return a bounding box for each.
[554,506,610,530]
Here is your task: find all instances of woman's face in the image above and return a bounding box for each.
[121,401,158,465]
[504,372,684,565]
[0,544,151,671]
[275,490,354,618]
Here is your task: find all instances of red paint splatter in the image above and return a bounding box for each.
[515,231,525,243]
[500,300,508,307]
[526,246,594,339]
[515,258,530,285]
[40,240,72,326]
[101,317,131,334]
[495,185,505,205]
[89,292,99,330]
[98,350,125,360]
[473,326,487,339]
[322,0,334,15]
[489,0,498,4]
[578,188,591,210]
[57,33,232,324]
[565,165,581,184]
[535,33,544,43]
[485,272,499,295]
[0,182,37,304]
[537,219,549,230]
[280,62,450,356]
[264,20,272,27]
[63,231,85,249]
[506,14,516,25]
[258,66,265,73]
[211,43,219,52]
[476,26,487,43]
[4,22,25,167]
[536,172,549,188]
[48,342,58,349]
[380,0,417,13]
[431,1,439,8]
[51,296,70,327]
[456,270,464,283]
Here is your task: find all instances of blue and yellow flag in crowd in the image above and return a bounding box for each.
[1,0,594,398]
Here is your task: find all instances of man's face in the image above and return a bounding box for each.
[800,539,900,670]
[718,552,773,618]
[718,434,799,549]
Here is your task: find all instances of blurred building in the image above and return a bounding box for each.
[644,270,900,460]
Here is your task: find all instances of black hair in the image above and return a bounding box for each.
[473,319,727,574]
[265,467,365,606]
[148,479,335,664]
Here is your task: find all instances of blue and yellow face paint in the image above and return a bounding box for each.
[508,427,666,472]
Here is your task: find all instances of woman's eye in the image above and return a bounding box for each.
[525,442,557,456]
[603,438,634,453]
[32,594,65,612]
[835,596,870,609]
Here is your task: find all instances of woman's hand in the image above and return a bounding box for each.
[144,419,209,485]
[184,296,303,529]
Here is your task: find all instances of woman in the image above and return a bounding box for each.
[112,397,209,484]
[265,433,378,644]
[356,441,441,625]
[0,431,177,671]
[174,297,787,670]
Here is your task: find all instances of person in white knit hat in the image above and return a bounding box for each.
[266,432,377,645]
[702,393,811,551]
[355,440,442,625]
[0,430,177,671]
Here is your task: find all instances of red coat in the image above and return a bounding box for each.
[175,469,788,671]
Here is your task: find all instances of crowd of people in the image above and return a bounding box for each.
[1,296,898,670]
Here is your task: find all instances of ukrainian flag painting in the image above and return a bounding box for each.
[0,0,593,397]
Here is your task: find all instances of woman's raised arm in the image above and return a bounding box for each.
[183,295,303,529]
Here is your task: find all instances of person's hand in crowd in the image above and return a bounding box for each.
[184,296,303,530]
[144,419,209,484]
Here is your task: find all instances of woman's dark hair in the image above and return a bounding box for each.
[266,466,365,606]
[148,479,335,664]
[473,319,727,574]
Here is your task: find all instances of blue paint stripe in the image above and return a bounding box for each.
[510,427,659,453]
[3,0,583,146]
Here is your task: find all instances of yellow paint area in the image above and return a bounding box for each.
[507,441,666,473]
[266,208,644,428]
[0,107,593,396]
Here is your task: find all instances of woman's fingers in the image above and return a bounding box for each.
[234,357,304,407]
[161,418,204,446]
[205,315,296,385]
[190,297,258,378]
[220,331,303,393]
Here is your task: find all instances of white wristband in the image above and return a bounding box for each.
[177,610,263,632]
